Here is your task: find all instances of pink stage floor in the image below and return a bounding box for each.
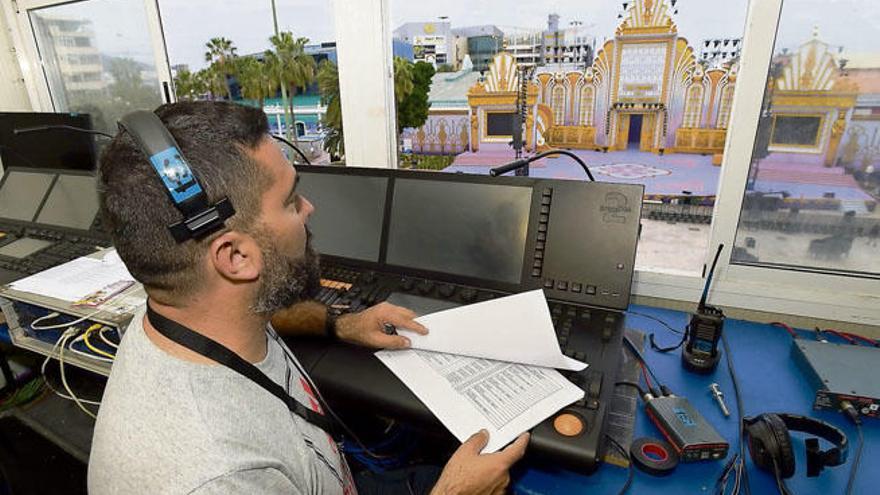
[445,145,875,202]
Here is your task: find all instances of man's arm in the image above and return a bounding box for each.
[271,301,429,349]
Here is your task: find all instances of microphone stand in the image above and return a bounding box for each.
[489,149,595,181]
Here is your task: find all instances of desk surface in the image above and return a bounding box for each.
[2,305,876,494]
[514,305,877,494]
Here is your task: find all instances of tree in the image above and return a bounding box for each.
[396,61,435,133]
[317,60,343,159]
[393,56,414,104]
[199,65,227,100]
[235,57,276,108]
[204,37,237,99]
[269,32,316,143]
[173,68,206,101]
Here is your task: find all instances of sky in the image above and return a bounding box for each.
[29,0,880,73]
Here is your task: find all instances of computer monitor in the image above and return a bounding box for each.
[0,170,55,222]
[385,178,532,285]
[0,112,96,171]
[35,174,99,230]
[297,171,388,263]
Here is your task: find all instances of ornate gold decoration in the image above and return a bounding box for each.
[673,128,727,153]
[825,108,848,166]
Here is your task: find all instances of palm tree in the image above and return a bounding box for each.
[173,68,206,101]
[198,66,227,100]
[317,60,343,159]
[269,32,316,142]
[236,57,276,108]
[204,37,237,99]
[393,56,414,104]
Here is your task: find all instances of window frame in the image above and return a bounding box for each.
[5,0,877,325]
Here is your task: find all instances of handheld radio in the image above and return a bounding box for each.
[682,244,725,373]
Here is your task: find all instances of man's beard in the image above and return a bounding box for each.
[249,226,321,315]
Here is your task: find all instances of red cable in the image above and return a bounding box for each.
[823,329,857,345]
[770,321,797,338]
[639,361,653,391]
[840,331,879,347]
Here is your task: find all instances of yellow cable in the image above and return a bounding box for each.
[83,326,116,360]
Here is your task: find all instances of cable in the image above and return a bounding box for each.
[720,332,750,495]
[40,330,102,407]
[98,327,119,349]
[82,326,116,360]
[30,309,103,330]
[623,335,665,393]
[615,380,647,397]
[639,362,654,394]
[628,311,683,335]
[839,331,878,347]
[489,149,595,181]
[270,133,312,165]
[821,329,857,345]
[14,124,114,139]
[769,322,797,338]
[605,434,634,495]
[845,423,863,495]
[57,330,98,419]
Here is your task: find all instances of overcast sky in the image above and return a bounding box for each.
[32,0,880,72]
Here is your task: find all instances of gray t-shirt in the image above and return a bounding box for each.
[88,307,356,494]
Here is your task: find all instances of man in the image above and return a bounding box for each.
[89,101,529,494]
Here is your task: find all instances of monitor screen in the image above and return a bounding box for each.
[296,172,388,262]
[0,112,96,171]
[0,238,52,259]
[386,179,531,285]
[0,170,55,222]
[35,174,99,230]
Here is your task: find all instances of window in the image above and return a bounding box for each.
[730,0,880,277]
[158,0,342,164]
[391,0,749,277]
[579,85,594,126]
[683,85,703,128]
[551,85,566,125]
[716,84,734,129]
[27,0,165,133]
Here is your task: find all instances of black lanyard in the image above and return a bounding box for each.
[145,304,340,439]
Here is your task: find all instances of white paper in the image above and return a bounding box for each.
[398,290,586,371]
[9,253,135,303]
[376,349,584,453]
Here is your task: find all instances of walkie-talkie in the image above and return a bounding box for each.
[682,244,725,373]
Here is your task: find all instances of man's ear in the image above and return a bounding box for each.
[208,231,261,282]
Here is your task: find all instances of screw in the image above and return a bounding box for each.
[709,383,730,417]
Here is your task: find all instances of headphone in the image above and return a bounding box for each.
[744,413,848,489]
[117,110,235,243]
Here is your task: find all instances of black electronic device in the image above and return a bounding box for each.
[682,244,726,373]
[0,167,109,284]
[744,413,848,491]
[643,394,729,462]
[0,112,97,171]
[290,166,644,473]
[792,339,880,419]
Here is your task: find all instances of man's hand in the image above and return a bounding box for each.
[431,430,530,495]
[334,302,428,349]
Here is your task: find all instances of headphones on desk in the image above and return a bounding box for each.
[744,412,848,488]
[117,110,235,243]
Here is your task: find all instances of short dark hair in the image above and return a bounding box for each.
[98,101,272,301]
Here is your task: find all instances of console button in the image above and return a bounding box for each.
[585,285,597,295]
[571,283,583,293]
[556,281,568,290]
[534,251,544,260]
[553,413,584,437]
[541,196,551,206]
[538,224,547,233]
[540,205,550,214]
[537,232,547,241]
[539,214,549,223]
[533,259,543,268]
[531,268,541,277]
[543,279,554,288]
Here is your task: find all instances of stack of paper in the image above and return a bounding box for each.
[8,250,135,304]
[376,290,587,453]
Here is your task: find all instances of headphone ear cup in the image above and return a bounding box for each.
[745,417,776,472]
[765,414,796,479]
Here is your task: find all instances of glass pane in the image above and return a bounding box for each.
[29,0,164,133]
[392,0,748,276]
[732,0,880,276]
[158,0,340,165]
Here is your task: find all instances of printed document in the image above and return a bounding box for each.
[376,349,584,453]
[8,251,134,303]
[398,289,586,371]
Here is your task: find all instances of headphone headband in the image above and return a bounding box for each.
[118,110,234,242]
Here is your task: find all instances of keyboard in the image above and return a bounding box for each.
[0,224,109,283]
